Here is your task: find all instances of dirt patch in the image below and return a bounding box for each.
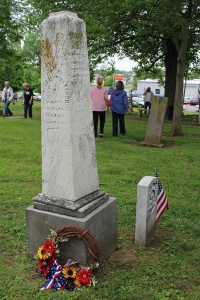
[108,246,139,269]
[148,228,174,247]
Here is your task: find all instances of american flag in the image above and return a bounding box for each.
[155,172,169,222]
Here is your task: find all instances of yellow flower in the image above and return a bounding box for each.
[74,276,82,287]
[62,265,77,279]
[37,246,49,260]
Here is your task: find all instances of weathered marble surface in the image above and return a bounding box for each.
[135,176,158,246]
[40,11,99,201]
[144,97,168,146]
[33,191,109,218]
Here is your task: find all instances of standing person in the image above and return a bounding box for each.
[23,83,33,119]
[110,81,131,137]
[143,87,153,112]
[2,81,13,117]
[91,77,108,138]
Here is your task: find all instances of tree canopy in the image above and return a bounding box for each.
[1,0,200,133]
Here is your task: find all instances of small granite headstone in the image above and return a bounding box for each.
[135,176,158,246]
[143,96,168,146]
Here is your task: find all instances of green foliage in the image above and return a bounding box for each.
[188,68,200,80]
[17,31,41,91]
[104,75,113,87]
[0,1,41,90]
[22,31,41,65]
[0,102,199,299]
[0,0,20,86]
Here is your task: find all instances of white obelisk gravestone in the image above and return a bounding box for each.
[41,11,98,200]
[26,11,118,264]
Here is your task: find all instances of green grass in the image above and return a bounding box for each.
[0,102,199,300]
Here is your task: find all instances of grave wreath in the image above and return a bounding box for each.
[36,226,99,291]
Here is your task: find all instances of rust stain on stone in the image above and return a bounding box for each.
[41,38,57,74]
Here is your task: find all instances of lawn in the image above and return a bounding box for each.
[0,101,199,300]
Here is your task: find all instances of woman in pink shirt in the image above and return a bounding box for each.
[91,77,108,138]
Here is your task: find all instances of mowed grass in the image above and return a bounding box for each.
[0,102,199,300]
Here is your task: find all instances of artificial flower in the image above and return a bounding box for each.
[36,228,98,291]
[38,255,55,276]
[62,265,77,279]
[37,245,50,260]
[43,240,56,256]
[74,276,82,287]
[77,268,92,285]
[38,260,50,276]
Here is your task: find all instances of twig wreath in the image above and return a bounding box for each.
[36,226,99,291]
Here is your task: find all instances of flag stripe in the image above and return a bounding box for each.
[157,191,166,209]
[155,172,169,222]
[156,198,168,221]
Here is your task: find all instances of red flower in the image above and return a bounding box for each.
[38,256,55,276]
[77,268,92,285]
[43,240,56,256]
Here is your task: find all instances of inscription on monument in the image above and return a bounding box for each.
[147,182,157,216]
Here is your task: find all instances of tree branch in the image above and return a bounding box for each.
[143,53,165,71]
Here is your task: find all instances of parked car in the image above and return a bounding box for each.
[190,98,199,105]
[183,97,190,104]
[125,91,130,99]
[13,92,23,100]
[132,94,144,108]
[33,93,41,101]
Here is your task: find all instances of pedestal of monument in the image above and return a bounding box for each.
[26,196,117,264]
[26,11,118,264]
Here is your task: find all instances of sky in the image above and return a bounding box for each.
[98,55,138,72]
[112,55,138,71]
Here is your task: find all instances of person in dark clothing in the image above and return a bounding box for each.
[110,81,131,137]
[143,87,153,112]
[23,83,33,118]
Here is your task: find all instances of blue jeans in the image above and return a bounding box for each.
[112,111,126,137]
[4,101,12,116]
[24,103,32,118]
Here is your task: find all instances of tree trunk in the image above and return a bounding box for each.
[172,25,189,136]
[164,40,177,120]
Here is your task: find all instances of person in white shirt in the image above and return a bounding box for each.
[2,81,13,117]
[143,87,153,112]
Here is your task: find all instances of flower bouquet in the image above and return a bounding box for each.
[36,229,99,291]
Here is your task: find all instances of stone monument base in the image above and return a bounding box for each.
[26,197,117,264]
